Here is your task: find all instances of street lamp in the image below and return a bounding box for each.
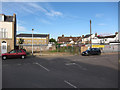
[32,29,34,56]
[90,20,92,49]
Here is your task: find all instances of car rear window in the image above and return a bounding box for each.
[17,50,22,53]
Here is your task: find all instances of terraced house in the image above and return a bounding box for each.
[16,34,49,52]
[0,14,16,55]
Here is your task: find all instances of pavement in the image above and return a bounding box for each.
[1,54,118,88]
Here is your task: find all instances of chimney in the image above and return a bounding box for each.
[13,13,16,22]
[95,33,97,37]
[62,34,64,37]
[115,32,118,35]
[82,35,84,38]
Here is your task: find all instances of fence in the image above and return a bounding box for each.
[56,45,81,55]
[102,44,120,53]
[56,44,120,55]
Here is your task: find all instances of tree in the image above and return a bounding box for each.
[18,38,24,49]
[49,38,57,43]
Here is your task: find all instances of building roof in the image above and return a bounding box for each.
[97,35,116,39]
[0,14,15,22]
[4,16,14,22]
[58,36,82,42]
[83,34,92,38]
[16,34,49,37]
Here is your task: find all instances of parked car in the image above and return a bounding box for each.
[81,48,101,56]
[2,49,27,60]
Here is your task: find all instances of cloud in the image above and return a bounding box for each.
[46,10,63,16]
[28,3,48,13]
[28,3,63,17]
[17,25,28,32]
[95,14,104,18]
[98,23,106,26]
[21,7,34,14]
[40,19,52,24]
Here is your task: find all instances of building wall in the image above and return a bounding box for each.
[0,22,13,38]
[0,21,15,55]
[16,37,49,45]
[0,39,14,55]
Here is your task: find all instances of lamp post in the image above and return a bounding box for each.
[32,29,34,56]
[90,20,92,49]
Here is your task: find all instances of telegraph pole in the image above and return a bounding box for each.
[90,20,92,48]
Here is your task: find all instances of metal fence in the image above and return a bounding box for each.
[102,44,120,53]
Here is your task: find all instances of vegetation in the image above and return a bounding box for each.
[49,38,57,43]
[18,38,24,49]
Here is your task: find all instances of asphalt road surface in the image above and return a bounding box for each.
[1,54,118,88]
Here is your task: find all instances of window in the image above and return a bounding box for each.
[10,50,16,53]
[17,50,22,53]
[0,15,2,21]
[69,38,72,41]
[0,15,4,21]
[0,28,8,38]
[2,45,6,49]
[27,40,31,42]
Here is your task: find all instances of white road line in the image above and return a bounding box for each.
[64,80,77,88]
[34,62,50,72]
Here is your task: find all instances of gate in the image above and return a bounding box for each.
[1,41,7,54]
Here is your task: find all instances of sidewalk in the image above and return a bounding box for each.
[101,52,118,55]
[31,52,74,57]
[30,51,118,58]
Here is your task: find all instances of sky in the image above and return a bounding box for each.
[1,2,118,39]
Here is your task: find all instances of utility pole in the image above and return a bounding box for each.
[32,29,34,56]
[90,20,92,49]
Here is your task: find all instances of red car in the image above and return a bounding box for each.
[2,49,27,60]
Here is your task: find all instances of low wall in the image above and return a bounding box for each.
[22,45,56,52]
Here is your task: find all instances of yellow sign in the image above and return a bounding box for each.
[67,44,72,46]
[92,45,104,48]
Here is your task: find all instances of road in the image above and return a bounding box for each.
[2,54,118,88]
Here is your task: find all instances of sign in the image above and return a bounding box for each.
[67,44,71,46]
[92,45,104,48]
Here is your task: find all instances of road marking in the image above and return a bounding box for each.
[34,62,50,72]
[65,63,76,66]
[64,80,77,88]
[65,62,87,71]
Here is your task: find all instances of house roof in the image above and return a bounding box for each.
[97,35,116,39]
[83,34,92,38]
[4,16,14,22]
[16,34,49,37]
[58,36,82,42]
[0,14,14,22]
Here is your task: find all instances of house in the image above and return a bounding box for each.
[0,14,16,55]
[16,33,49,52]
[97,32,119,44]
[57,35,82,45]
[82,32,119,44]
[82,34,93,44]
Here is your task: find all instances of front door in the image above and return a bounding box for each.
[1,41,7,54]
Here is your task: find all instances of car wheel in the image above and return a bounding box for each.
[21,55,25,59]
[2,56,7,60]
